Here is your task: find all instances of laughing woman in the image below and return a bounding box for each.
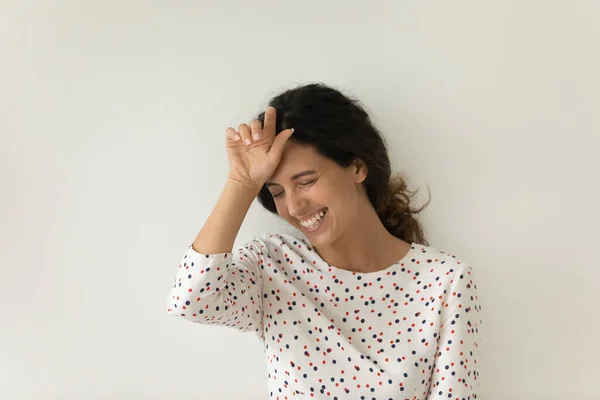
[167,83,482,399]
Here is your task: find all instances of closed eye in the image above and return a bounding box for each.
[272,179,316,198]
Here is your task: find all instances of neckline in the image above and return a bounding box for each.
[317,242,418,276]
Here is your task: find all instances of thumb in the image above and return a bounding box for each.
[268,128,294,161]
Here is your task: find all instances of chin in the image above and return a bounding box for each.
[299,213,335,246]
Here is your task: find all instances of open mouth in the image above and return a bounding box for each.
[299,208,328,232]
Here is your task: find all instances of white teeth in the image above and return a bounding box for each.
[300,208,327,227]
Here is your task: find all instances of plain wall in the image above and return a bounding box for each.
[1,1,599,399]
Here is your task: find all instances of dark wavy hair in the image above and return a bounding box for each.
[255,83,431,246]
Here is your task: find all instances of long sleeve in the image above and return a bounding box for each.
[166,237,266,336]
[427,265,483,400]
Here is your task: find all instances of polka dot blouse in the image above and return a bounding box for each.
[167,233,482,399]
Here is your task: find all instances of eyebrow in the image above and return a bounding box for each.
[266,170,317,188]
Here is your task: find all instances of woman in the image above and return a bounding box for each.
[167,83,482,399]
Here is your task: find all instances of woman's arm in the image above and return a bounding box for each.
[166,179,266,334]
[192,179,261,254]
[427,265,483,399]
[166,237,266,334]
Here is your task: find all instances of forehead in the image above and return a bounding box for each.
[268,141,324,183]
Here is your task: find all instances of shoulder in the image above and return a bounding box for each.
[414,242,477,278]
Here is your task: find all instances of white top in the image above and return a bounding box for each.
[167,233,482,399]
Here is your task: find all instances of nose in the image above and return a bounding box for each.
[286,192,309,219]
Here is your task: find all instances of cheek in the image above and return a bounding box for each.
[326,186,359,213]
[320,179,349,201]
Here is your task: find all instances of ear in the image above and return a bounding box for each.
[352,158,368,184]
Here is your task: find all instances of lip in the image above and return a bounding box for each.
[296,208,327,224]
[299,208,328,232]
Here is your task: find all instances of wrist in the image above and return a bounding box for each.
[226,176,263,196]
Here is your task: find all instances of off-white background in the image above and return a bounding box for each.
[1,1,598,399]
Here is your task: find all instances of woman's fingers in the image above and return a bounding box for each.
[227,107,279,146]
[249,119,262,141]
[226,127,241,141]
[237,123,252,145]
[268,128,294,164]
[262,107,276,141]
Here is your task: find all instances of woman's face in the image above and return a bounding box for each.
[265,141,368,246]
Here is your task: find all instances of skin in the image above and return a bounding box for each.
[265,140,412,273]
